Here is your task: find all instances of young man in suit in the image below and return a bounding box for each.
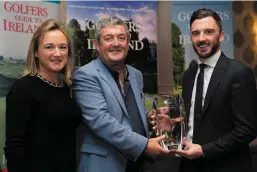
[72,16,170,172]
[170,8,256,172]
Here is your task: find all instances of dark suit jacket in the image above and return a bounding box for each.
[181,53,256,172]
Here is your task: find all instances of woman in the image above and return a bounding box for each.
[4,19,81,172]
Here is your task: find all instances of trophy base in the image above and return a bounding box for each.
[166,144,179,150]
[160,141,181,150]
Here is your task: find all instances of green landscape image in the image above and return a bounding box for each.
[0,59,24,168]
[0,98,6,167]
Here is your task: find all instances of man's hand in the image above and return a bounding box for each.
[147,107,183,133]
[155,114,183,132]
[144,135,170,157]
[170,138,204,159]
[249,138,257,152]
[250,138,257,146]
[147,109,157,128]
[147,107,169,123]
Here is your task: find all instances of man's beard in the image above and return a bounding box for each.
[193,41,220,59]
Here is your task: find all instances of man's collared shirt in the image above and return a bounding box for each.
[186,50,221,143]
[106,65,146,137]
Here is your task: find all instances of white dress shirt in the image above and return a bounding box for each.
[186,50,221,143]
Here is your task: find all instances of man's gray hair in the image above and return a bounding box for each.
[95,16,130,42]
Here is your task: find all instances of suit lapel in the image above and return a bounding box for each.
[94,58,129,117]
[202,53,228,115]
[127,66,149,136]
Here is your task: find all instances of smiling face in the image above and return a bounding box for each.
[94,25,130,66]
[37,30,68,75]
[190,16,224,59]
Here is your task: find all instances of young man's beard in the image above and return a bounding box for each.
[193,42,220,59]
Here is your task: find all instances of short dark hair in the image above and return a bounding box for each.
[190,8,222,32]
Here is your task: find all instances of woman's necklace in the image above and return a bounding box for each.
[36,73,64,87]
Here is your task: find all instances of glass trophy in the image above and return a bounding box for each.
[152,94,187,150]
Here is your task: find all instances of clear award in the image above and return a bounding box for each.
[152,94,187,150]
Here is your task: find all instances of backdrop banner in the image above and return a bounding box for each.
[171,1,233,86]
[65,1,158,93]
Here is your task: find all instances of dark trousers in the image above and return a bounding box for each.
[126,156,152,172]
[252,152,257,172]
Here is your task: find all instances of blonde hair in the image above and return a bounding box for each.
[24,19,74,85]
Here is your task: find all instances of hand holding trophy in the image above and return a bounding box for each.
[151,94,187,150]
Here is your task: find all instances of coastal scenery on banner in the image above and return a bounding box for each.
[65,1,157,94]
[171,1,233,88]
[0,1,60,168]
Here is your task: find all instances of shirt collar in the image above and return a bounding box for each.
[198,50,221,68]
[109,67,129,81]
[100,58,129,80]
